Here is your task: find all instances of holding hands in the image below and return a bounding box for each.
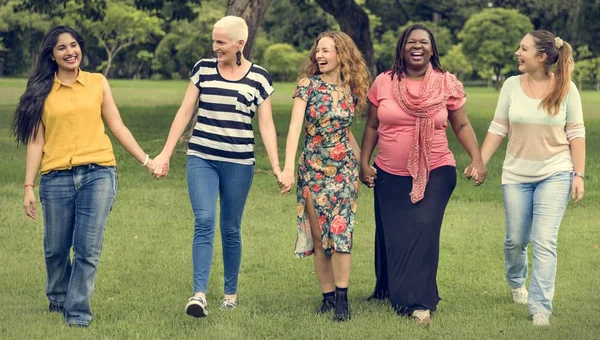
[149,152,170,179]
[359,163,377,188]
[464,158,487,185]
[279,167,295,194]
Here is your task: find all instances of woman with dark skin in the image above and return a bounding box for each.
[360,24,485,325]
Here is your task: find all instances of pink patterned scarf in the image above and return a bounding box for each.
[392,63,465,203]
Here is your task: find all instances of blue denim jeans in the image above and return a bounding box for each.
[502,171,572,316]
[39,164,117,326]
[187,156,254,295]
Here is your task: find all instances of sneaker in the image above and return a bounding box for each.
[219,298,238,310]
[317,298,336,314]
[512,286,528,304]
[185,296,208,318]
[334,290,350,321]
[48,302,64,313]
[412,309,431,326]
[532,312,550,326]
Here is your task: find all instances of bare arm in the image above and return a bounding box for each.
[359,104,379,187]
[257,96,282,175]
[280,97,308,193]
[479,132,505,165]
[101,77,153,170]
[23,124,45,219]
[570,137,586,203]
[448,105,486,184]
[151,81,200,177]
[347,128,360,161]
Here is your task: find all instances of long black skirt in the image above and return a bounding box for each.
[369,164,456,315]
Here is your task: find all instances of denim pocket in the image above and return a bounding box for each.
[40,170,57,179]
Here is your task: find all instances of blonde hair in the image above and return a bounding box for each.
[298,31,371,113]
[213,16,248,48]
[529,30,574,116]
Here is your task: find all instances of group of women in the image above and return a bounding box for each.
[13,15,585,328]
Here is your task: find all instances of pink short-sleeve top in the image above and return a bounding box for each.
[367,71,466,176]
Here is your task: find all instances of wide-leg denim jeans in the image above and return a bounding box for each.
[40,164,117,326]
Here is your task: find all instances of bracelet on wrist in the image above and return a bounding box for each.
[24,183,35,188]
[142,154,149,166]
[573,171,584,179]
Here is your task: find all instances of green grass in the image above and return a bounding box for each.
[1,78,599,339]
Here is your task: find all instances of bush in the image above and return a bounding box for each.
[261,43,305,82]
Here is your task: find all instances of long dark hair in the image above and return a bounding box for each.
[389,23,444,80]
[529,30,574,116]
[11,26,85,145]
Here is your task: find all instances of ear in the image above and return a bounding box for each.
[238,40,245,51]
[537,52,547,64]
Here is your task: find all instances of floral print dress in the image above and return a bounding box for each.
[293,75,359,257]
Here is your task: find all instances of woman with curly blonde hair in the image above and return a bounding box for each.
[279,31,370,321]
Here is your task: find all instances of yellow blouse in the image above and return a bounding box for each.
[40,70,116,173]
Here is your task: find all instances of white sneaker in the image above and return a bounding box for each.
[512,286,528,304]
[186,296,208,318]
[219,298,239,310]
[532,312,550,326]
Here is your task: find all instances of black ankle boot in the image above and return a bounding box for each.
[317,296,336,314]
[334,287,350,321]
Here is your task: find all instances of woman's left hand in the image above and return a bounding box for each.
[571,176,584,203]
[464,158,487,185]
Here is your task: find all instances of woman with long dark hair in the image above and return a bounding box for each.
[360,24,486,325]
[12,25,154,327]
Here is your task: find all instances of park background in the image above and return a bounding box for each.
[1,0,599,339]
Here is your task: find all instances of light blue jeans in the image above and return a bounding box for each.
[186,156,254,295]
[39,164,117,326]
[502,171,572,317]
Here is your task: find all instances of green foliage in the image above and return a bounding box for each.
[440,44,473,80]
[17,0,107,21]
[459,8,533,88]
[84,1,165,76]
[373,29,397,72]
[261,43,305,81]
[262,0,334,52]
[134,0,202,21]
[152,5,222,79]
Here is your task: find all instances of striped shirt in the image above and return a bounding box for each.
[488,75,585,184]
[187,58,274,165]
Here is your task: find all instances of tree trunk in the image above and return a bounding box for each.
[314,0,377,77]
[103,52,113,77]
[226,0,272,60]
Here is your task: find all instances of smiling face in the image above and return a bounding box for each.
[403,29,432,70]
[212,27,242,65]
[52,33,81,72]
[315,37,340,76]
[515,34,545,73]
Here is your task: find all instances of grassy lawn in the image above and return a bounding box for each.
[0,78,598,339]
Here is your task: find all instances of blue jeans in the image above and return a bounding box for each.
[502,171,572,316]
[39,164,117,326]
[187,156,254,295]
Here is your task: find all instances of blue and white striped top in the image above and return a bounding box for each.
[187,58,274,165]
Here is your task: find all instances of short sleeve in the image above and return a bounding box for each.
[256,68,275,106]
[446,73,467,111]
[190,59,203,90]
[292,77,313,102]
[367,74,384,106]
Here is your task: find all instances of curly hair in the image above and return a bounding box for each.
[298,31,371,113]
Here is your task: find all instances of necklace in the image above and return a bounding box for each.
[527,75,550,99]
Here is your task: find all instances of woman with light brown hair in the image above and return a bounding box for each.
[475,30,585,326]
[279,31,370,321]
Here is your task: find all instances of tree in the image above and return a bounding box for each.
[17,0,106,20]
[314,0,377,76]
[134,0,202,21]
[459,8,533,89]
[440,44,473,80]
[225,0,272,60]
[85,1,164,77]
[261,43,305,81]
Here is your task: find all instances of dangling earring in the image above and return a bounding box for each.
[236,51,242,67]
